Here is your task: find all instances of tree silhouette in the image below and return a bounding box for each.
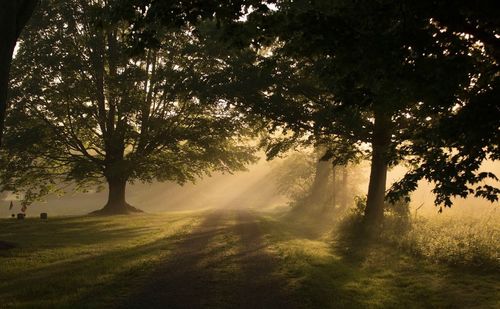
[0,0,38,145]
[0,0,257,214]
[224,0,499,226]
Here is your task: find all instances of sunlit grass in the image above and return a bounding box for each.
[0,212,203,308]
[390,214,500,268]
[258,212,500,308]
[0,209,498,308]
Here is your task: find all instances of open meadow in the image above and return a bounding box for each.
[1,0,499,308]
[1,208,498,308]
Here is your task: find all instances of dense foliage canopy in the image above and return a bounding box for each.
[216,0,500,222]
[0,0,258,212]
[0,0,498,219]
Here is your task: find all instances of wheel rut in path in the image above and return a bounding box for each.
[122,209,293,309]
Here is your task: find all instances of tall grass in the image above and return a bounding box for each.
[338,198,500,269]
[392,215,499,269]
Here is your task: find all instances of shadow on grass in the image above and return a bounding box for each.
[0,241,16,255]
[259,214,500,308]
[231,210,293,308]
[0,214,198,308]
[1,211,498,308]
[121,210,228,308]
[1,210,291,308]
[0,216,158,248]
[122,209,293,309]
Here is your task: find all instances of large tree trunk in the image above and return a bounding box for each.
[93,177,142,215]
[322,164,337,213]
[293,154,330,215]
[104,177,128,212]
[364,110,392,227]
[92,177,142,215]
[0,0,37,146]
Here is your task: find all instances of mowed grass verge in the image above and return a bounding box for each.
[0,212,204,308]
[0,209,499,308]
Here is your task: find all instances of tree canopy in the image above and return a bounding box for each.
[0,0,498,220]
[0,0,258,213]
[0,0,38,145]
[213,0,499,224]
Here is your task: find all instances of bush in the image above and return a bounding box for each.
[341,196,411,237]
[382,198,412,237]
[336,196,380,242]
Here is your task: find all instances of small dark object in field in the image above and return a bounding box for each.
[40,213,48,220]
[0,241,16,251]
[17,213,25,220]
[11,214,15,218]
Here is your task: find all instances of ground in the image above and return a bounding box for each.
[0,209,498,308]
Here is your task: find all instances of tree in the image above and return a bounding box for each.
[388,79,500,209]
[339,165,349,211]
[384,0,500,210]
[0,0,257,214]
[0,0,38,145]
[272,150,332,212]
[299,149,335,212]
[221,0,498,227]
[273,147,362,216]
[428,0,499,63]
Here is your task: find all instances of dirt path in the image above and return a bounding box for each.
[122,209,293,309]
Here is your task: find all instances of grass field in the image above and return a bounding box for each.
[0,209,499,308]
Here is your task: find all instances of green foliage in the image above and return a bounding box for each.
[338,197,498,269]
[273,150,362,212]
[385,199,411,223]
[333,196,369,241]
[338,196,411,238]
[0,0,259,205]
[351,196,368,217]
[382,199,412,237]
[343,195,497,268]
[229,0,499,208]
[108,0,276,53]
[388,82,500,207]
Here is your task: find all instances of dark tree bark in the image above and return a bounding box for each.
[0,0,37,146]
[105,177,127,211]
[91,148,142,214]
[364,109,392,227]
[91,175,142,215]
[87,27,142,216]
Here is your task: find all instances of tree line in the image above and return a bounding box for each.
[0,0,498,228]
